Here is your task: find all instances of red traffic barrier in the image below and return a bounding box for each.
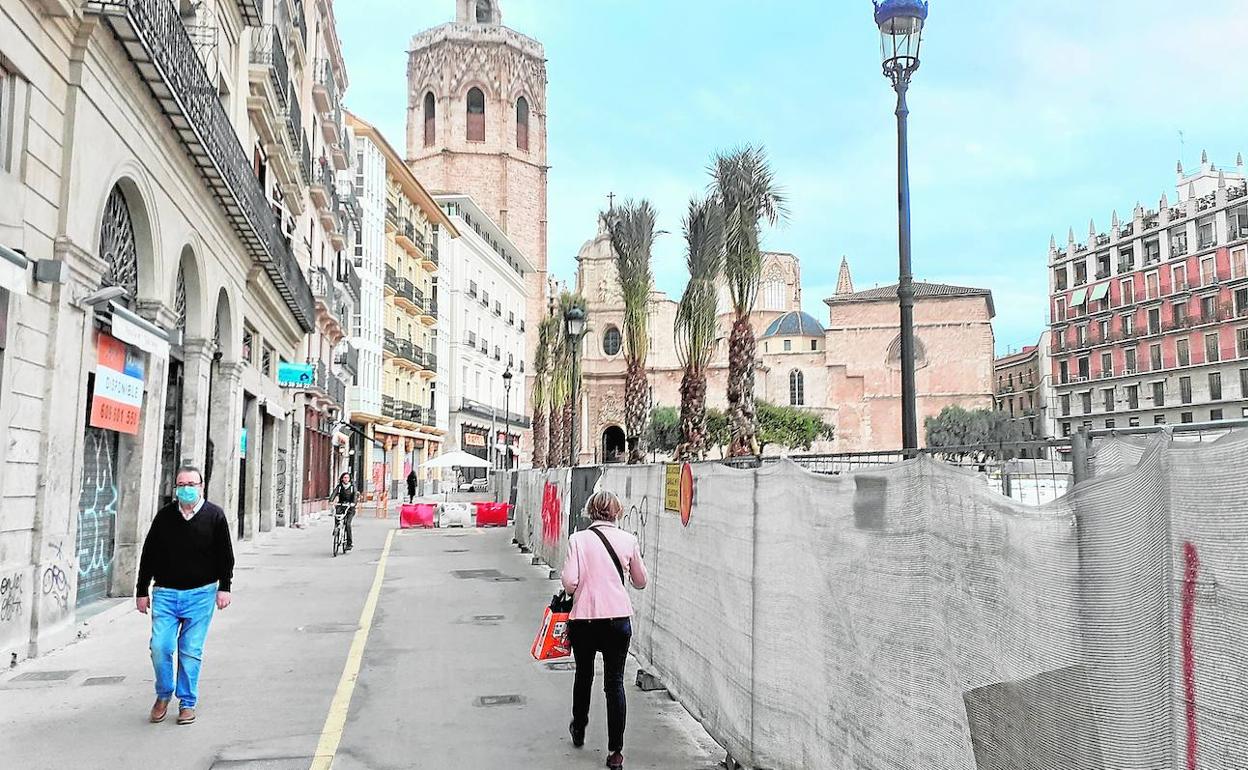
[475,502,510,528]
[400,503,436,529]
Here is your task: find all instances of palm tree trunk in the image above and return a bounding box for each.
[624,360,648,464]
[675,367,707,461]
[727,314,759,457]
[548,401,564,467]
[531,408,547,469]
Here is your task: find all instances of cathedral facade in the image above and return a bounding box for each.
[574,228,998,458]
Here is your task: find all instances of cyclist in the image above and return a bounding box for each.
[330,473,358,552]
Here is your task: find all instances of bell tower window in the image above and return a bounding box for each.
[516,96,529,151]
[466,87,485,143]
[476,0,491,23]
[423,92,436,147]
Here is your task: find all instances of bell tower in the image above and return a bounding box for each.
[408,1,548,370]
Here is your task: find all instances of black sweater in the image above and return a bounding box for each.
[135,501,235,598]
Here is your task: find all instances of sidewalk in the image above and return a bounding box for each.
[0,515,724,769]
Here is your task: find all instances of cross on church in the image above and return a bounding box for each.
[607,192,615,211]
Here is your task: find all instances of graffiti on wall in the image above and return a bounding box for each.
[0,573,23,623]
[275,448,288,526]
[541,482,562,546]
[620,495,650,559]
[77,428,119,603]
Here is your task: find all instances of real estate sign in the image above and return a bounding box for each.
[90,332,144,435]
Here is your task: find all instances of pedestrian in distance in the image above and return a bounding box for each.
[406,468,418,503]
[135,465,234,726]
[331,472,358,551]
[560,490,648,769]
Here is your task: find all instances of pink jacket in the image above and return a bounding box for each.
[561,523,648,620]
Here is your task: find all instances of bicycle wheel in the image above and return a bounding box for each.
[332,520,341,557]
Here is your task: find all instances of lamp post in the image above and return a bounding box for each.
[502,364,513,472]
[874,0,928,453]
[564,306,587,466]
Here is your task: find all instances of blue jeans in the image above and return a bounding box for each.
[150,583,217,708]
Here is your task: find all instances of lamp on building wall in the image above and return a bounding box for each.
[502,364,513,472]
[874,0,928,452]
[564,306,587,466]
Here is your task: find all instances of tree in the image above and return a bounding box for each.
[548,292,587,466]
[925,406,1025,451]
[756,401,836,454]
[530,315,557,468]
[711,146,787,457]
[646,406,681,455]
[602,200,657,465]
[705,408,731,457]
[673,196,724,461]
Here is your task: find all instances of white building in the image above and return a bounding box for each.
[435,194,533,473]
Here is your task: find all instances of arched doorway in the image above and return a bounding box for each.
[602,425,626,464]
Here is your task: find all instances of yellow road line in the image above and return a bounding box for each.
[310,529,396,770]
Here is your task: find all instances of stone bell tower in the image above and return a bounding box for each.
[407,0,549,371]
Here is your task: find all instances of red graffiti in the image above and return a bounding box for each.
[540,482,562,546]
[1181,541,1200,770]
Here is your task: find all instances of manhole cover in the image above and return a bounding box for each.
[452,569,503,580]
[444,549,469,553]
[83,676,126,686]
[472,614,505,624]
[474,694,524,707]
[12,670,78,682]
[297,623,358,634]
[492,576,522,583]
[545,661,575,671]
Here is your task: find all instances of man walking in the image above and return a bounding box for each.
[135,466,234,726]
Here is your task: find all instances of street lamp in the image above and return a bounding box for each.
[502,364,513,472]
[874,0,928,453]
[564,306,587,466]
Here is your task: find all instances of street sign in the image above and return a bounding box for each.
[664,464,681,512]
[90,332,144,435]
[278,362,315,387]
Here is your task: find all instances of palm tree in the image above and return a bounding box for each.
[602,201,657,465]
[530,316,555,469]
[674,196,725,461]
[547,314,568,467]
[711,146,786,457]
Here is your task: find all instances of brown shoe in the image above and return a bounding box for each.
[176,707,196,725]
[606,752,624,768]
[149,699,169,723]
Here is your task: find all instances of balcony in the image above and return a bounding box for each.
[457,398,532,429]
[423,351,438,372]
[424,236,439,271]
[396,219,418,254]
[468,282,478,299]
[384,265,399,297]
[250,26,289,110]
[383,330,399,358]
[312,58,341,138]
[382,395,399,420]
[290,0,307,56]
[493,301,502,317]
[385,201,399,233]
[396,339,420,369]
[394,277,418,312]
[87,0,313,331]
[298,133,311,186]
[425,297,438,320]
[334,342,360,378]
[311,267,345,341]
[343,260,362,301]
[467,331,477,347]
[327,370,347,410]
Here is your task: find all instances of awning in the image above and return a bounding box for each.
[1088,283,1110,302]
[263,400,286,419]
[109,302,170,359]
[0,244,29,296]
[1069,288,1088,306]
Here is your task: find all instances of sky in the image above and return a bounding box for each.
[336,1,1248,355]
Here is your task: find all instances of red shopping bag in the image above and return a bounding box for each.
[531,593,573,661]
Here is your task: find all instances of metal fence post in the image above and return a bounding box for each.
[1071,427,1091,486]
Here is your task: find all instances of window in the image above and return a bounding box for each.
[1054,266,1068,291]
[1148,308,1161,335]
[1126,384,1139,409]
[1200,295,1217,322]
[423,92,436,147]
[1062,422,1072,437]
[1060,394,1071,416]
[1173,302,1188,328]
[1097,319,1109,342]
[1101,352,1112,377]
[1144,238,1161,264]
[1076,325,1087,347]
[515,96,529,151]
[1055,298,1067,322]
[242,325,255,365]
[1074,262,1087,286]
[1153,381,1165,407]
[810,339,818,352]
[1211,408,1224,421]
[466,87,486,142]
[476,0,492,22]
[1236,288,1248,318]
[1059,360,1070,384]
[789,370,805,406]
[1200,256,1216,286]
[1120,279,1135,306]
[1150,344,1162,371]
[602,326,622,356]
[1170,226,1188,256]
[1239,328,1248,358]
[783,339,792,352]
[1181,412,1194,424]
[1122,313,1136,337]
[1146,272,1160,300]
[1210,372,1222,400]
[1180,376,1192,404]
[1154,415,1167,425]
[1081,391,1092,414]
[1172,265,1188,292]
[1235,247,1248,280]
[0,64,15,172]
[1231,206,1248,242]
[1206,333,1221,363]
[1177,338,1190,367]
[262,345,274,377]
[1105,419,1116,429]
[1096,253,1111,279]
[1078,357,1090,379]
[1198,217,1216,249]
[1129,417,1141,427]
[1102,388,1115,412]
[1242,368,1248,397]
[1118,245,1135,273]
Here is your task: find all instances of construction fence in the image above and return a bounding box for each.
[509,428,1248,769]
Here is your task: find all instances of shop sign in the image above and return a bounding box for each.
[90,332,144,435]
[278,362,315,387]
[464,433,486,448]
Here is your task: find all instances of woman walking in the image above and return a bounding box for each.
[560,491,648,768]
[406,468,418,503]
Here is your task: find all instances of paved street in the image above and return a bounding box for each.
[0,515,721,769]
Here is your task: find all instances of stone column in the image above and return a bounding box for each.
[259,413,276,533]
[179,338,214,469]
[241,395,261,540]
[207,362,243,539]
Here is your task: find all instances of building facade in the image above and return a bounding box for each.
[406,0,548,378]
[346,112,456,499]
[994,345,1042,438]
[573,226,996,458]
[0,0,357,661]
[1048,154,1248,434]
[434,193,532,475]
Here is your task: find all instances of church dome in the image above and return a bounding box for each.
[761,311,824,339]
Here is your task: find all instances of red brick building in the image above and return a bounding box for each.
[1048,154,1248,434]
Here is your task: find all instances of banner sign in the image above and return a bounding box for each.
[278,362,315,387]
[90,332,144,435]
[665,464,682,512]
[464,433,486,448]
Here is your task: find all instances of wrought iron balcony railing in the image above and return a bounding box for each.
[285,87,302,148]
[343,260,361,301]
[457,398,532,428]
[384,264,399,291]
[385,201,398,230]
[249,25,289,109]
[298,132,311,185]
[383,330,399,357]
[311,266,337,308]
[334,343,359,377]
[423,352,438,372]
[87,0,313,331]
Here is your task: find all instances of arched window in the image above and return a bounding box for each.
[466,87,485,142]
[423,92,436,147]
[100,186,139,308]
[476,0,492,23]
[763,280,785,311]
[789,370,805,406]
[516,96,529,151]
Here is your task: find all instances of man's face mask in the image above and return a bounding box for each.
[176,485,200,505]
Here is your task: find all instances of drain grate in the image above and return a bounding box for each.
[12,670,78,682]
[492,576,522,583]
[297,623,358,634]
[452,569,503,580]
[545,661,575,672]
[474,694,524,707]
[472,614,505,624]
[444,549,469,554]
[83,676,126,686]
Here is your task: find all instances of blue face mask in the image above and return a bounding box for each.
[176,485,200,505]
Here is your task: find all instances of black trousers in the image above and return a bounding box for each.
[568,617,632,752]
[337,505,355,548]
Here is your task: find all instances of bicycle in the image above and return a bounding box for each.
[332,502,355,557]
